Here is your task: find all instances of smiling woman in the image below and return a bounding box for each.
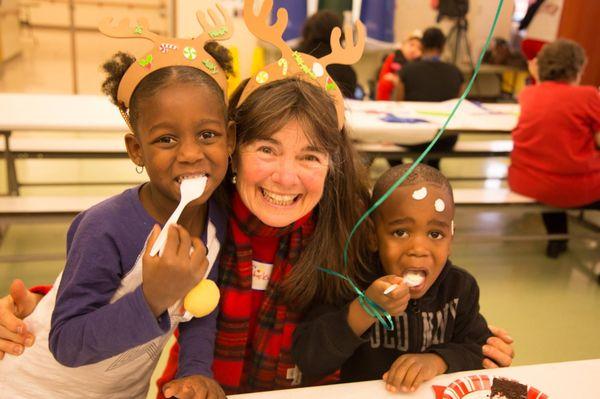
[156,77,375,395]
[234,118,330,227]
[228,78,372,308]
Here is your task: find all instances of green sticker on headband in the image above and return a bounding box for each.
[139,54,153,68]
[202,59,218,74]
[256,70,269,84]
[292,51,317,80]
[209,27,228,38]
[325,76,336,91]
[183,46,197,60]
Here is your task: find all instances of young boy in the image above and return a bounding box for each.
[292,164,492,393]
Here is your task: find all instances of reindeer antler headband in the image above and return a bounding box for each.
[239,0,366,130]
[99,3,233,111]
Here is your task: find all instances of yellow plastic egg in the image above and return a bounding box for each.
[183,279,220,318]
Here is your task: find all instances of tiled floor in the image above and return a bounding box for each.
[1,28,599,398]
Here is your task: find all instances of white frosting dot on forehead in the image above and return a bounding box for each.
[412,187,427,200]
[434,198,446,212]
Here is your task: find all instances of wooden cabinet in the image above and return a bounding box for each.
[558,0,600,86]
[0,0,21,63]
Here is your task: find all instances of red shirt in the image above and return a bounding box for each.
[376,53,400,101]
[508,81,600,208]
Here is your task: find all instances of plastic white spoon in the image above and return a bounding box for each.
[149,175,208,257]
[383,272,425,295]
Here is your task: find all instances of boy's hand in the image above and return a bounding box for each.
[383,353,447,393]
[365,275,410,316]
[163,375,225,399]
[0,279,40,360]
[142,224,208,317]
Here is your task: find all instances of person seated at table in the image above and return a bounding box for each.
[508,39,600,258]
[482,37,528,98]
[375,32,423,101]
[293,164,495,393]
[295,10,360,99]
[482,37,527,68]
[392,27,464,170]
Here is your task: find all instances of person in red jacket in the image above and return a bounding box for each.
[375,33,422,101]
[508,39,600,258]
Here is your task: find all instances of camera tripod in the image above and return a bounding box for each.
[446,16,475,70]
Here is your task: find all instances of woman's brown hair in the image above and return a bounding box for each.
[229,78,373,309]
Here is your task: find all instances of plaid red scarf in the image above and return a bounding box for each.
[211,191,315,394]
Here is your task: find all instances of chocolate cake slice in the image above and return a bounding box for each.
[490,377,527,399]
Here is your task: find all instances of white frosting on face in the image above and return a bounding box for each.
[412,187,427,200]
[434,198,445,212]
[404,271,425,287]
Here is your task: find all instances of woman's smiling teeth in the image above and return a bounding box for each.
[261,188,299,206]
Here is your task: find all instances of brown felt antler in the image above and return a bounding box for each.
[239,0,366,130]
[99,4,233,109]
[243,0,292,59]
[98,17,159,42]
[195,4,234,43]
[320,23,366,67]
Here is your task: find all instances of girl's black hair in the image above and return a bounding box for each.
[101,42,234,132]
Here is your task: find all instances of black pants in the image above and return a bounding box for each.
[542,200,600,241]
[388,135,459,170]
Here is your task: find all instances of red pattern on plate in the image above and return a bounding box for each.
[432,375,549,399]
[443,375,491,399]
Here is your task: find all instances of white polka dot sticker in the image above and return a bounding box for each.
[435,198,445,212]
[412,187,427,200]
[312,62,324,77]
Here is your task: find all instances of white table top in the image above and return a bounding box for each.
[0,93,127,132]
[0,94,518,146]
[345,99,519,144]
[230,359,600,399]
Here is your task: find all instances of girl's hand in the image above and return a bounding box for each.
[0,279,41,360]
[142,224,208,317]
[365,275,410,316]
[383,353,447,393]
[482,325,515,368]
[163,375,225,399]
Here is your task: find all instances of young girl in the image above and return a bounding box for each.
[0,8,234,399]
